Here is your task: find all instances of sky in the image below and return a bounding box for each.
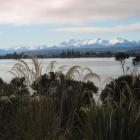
[0,0,140,48]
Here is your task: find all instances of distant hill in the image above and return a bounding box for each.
[0,38,140,55]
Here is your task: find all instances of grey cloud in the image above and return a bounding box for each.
[0,0,139,25]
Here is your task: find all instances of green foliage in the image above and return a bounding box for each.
[132,56,140,74]
[115,52,130,75]
[31,72,98,139]
[101,75,140,106]
[115,52,129,61]
[0,77,29,96]
[0,96,69,140]
[132,55,140,65]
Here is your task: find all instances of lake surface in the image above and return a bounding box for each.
[0,58,138,90]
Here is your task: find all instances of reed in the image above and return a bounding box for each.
[82,95,140,140]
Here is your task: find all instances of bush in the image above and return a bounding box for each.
[31,72,98,139]
[101,75,140,106]
[0,77,29,97]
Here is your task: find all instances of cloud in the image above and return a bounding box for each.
[54,23,140,33]
[0,0,140,25]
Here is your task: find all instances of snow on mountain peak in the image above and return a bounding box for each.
[57,38,140,49]
[11,45,48,51]
[59,38,106,47]
[109,38,129,45]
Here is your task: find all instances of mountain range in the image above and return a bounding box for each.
[0,38,140,55]
[59,38,139,47]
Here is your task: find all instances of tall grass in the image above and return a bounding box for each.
[3,55,99,140]
[10,54,42,86]
[0,95,80,140]
[82,95,140,140]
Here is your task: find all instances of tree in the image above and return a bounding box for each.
[132,56,140,74]
[115,52,129,75]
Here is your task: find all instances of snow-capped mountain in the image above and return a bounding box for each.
[58,38,139,47]
[0,45,49,55]
[11,45,48,51]
[59,38,109,47]
[0,38,140,55]
[108,38,138,46]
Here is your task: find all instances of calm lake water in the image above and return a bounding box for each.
[0,57,138,90]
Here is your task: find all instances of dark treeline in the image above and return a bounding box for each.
[58,50,113,58]
[0,50,140,59]
[0,52,26,59]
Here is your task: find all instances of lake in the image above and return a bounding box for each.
[0,57,138,90]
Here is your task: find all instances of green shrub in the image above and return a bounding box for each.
[101,75,140,106]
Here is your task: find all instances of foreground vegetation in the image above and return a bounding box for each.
[0,53,139,140]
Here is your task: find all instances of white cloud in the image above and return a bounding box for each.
[54,23,140,33]
[0,0,140,25]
